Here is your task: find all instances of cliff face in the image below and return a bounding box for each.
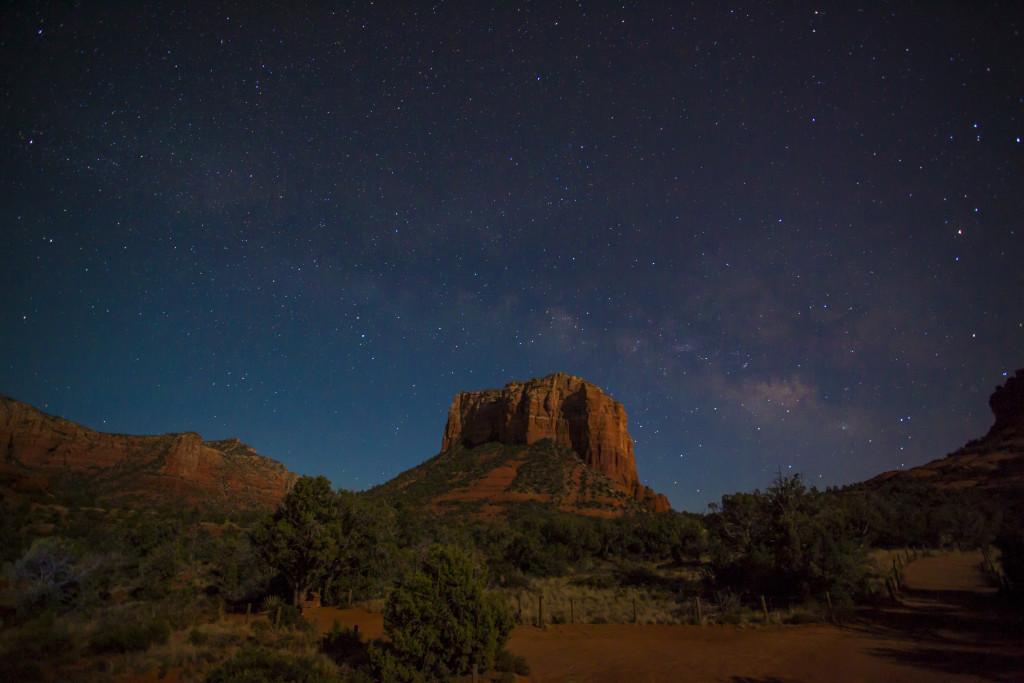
[870,369,1024,492]
[443,373,638,487]
[0,396,296,509]
[988,369,1024,437]
[439,373,670,513]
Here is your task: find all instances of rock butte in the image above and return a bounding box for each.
[870,368,1024,491]
[0,395,296,508]
[441,372,670,512]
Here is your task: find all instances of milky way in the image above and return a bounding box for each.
[3,2,1023,510]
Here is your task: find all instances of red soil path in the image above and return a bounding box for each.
[309,551,1024,682]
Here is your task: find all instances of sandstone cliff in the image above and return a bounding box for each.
[436,373,669,513]
[0,396,296,508]
[870,369,1024,491]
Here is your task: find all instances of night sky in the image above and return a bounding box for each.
[3,2,1023,511]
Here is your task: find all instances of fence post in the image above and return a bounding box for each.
[570,598,575,625]
[760,595,769,623]
[348,589,353,607]
[246,602,252,624]
[275,606,282,628]
[825,591,834,623]
[695,596,703,625]
[538,594,544,627]
[517,594,523,625]
[632,595,637,624]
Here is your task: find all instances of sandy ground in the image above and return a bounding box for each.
[308,550,1024,682]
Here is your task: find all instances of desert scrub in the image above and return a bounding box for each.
[89,612,170,653]
[205,646,343,682]
[494,649,530,675]
[0,612,74,661]
[504,576,686,625]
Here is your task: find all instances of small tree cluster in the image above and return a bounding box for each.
[708,474,870,603]
[252,476,398,606]
[371,545,513,682]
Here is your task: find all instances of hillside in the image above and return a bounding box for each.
[373,439,665,517]
[0,395,296,509]
[869,369,1024,492]
[375,373,670,516]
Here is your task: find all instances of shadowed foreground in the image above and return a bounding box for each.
[311,552,1023,682]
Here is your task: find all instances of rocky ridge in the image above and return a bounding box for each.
[0,395,296,508]
[870,369,1024,491]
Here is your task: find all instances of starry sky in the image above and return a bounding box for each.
[3,2,1023,511]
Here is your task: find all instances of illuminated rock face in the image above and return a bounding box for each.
[0,395,296,509]
[441,373,670,512]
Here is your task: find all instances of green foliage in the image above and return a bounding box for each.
[205,647,343,683]
[10,537,82,614]
[322,620,368,668]
[708,474,870,602]
[839,479,1002,549]
[994,502,1024,595]
[212,531,274,604]
[377,545,514,681]
[508,439,567,494]
[0,613,73,661]
[493,649,530,675]
[0,500,31,564]
[252,476,341,606]
[324,491,400,602]
[367,642,427,683]
[89,611,170,653]
[275,604,311,631]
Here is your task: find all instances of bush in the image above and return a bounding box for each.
[11,537,82,614]
[205,647,342,683]
[708,474,870,602]
[2,613,72,660]
[494,649,530,675]
[90,613,170,654]
[188,627,210,646]
[321,620,366,666]
[376,545,514,681]
[367,642,427,683]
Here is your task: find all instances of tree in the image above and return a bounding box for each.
[324,491,400,602]
[252,476,340,606]
[708,474,870,602]
[375,545,513,681]
[11,537,82,613]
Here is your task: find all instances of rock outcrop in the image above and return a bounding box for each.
[988,369,1024,437]
[439,373,670,513]
[870,369,1024,492]
[0,396,296,508]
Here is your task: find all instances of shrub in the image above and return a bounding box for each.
[2,613,72,660]
[321,620,366,666]
[376,545,514,681]
[708,474,870,602]
[205,647,342,683]
[11,537,82,614]
[494,649,530,675]
[90,613,170,654]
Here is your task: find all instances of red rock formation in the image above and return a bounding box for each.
[869,369,1024,492]
[441,373,670,512]
[0,395,296,509]
[988,369,1024,437]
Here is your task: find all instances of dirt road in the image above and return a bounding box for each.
[311,551,1024,682]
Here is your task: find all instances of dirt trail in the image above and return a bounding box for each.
[310,551,1024,682]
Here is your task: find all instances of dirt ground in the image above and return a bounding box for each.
[308,551,1024,682]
